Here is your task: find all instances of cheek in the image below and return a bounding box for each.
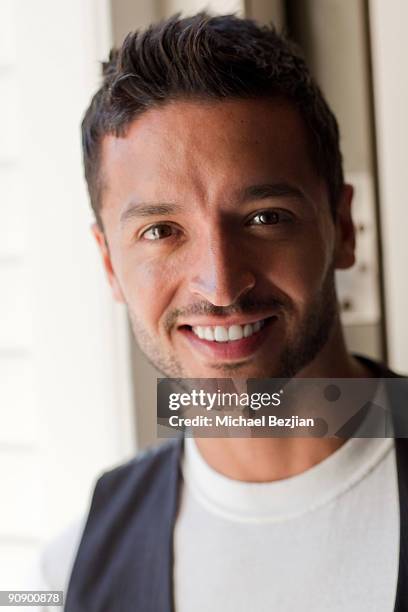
[115,251,180,329]
[256,231,332,305]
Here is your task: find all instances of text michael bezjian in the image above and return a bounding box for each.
[168,414,316,428]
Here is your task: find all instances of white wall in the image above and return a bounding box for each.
[162,0,243,15]
[369,0,408,371]
[0,0,136,585]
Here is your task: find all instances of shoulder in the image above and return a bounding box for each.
[92,438,183,503]
[81,438,183,538]
[37,440,182,594]
[354,353,406,378]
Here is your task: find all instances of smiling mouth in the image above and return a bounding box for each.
[186,317,269,342]
[178,316,277,361]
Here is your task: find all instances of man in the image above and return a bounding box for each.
[37,12,408,611]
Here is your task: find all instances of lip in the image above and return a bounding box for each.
[178,316,277,361]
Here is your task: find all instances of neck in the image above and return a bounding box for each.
[194,319,374,482]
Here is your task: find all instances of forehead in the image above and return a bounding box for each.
[99,98,323,217]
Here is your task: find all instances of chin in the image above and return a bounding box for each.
[184,357,283,379]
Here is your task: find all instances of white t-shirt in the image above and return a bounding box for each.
[32,436,399,611]
[174,436,399,612]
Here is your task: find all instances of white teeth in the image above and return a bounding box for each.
[196,326,205,339]
[214,326,229,342]
[191,319,266,342]
[204,327,215,341]
[228,325,243,341]
[243,324,252,338]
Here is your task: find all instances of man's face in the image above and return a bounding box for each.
[95,98,354,378]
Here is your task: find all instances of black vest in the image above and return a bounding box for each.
[65,357,408,611]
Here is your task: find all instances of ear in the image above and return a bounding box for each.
[91,223,126,303]
[333,184,356,270]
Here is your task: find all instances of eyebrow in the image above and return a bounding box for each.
[239,182,307,204]
[119,182,306,226]
[120,202,183,225]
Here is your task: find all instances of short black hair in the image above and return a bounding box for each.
[82,12,343,226]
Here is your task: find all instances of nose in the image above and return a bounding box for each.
[188,230,256,307]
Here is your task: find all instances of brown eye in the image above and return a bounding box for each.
[254,211,279,225]
[142,224,174,240]
[250,210,280,225]
[247,209,293,227]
